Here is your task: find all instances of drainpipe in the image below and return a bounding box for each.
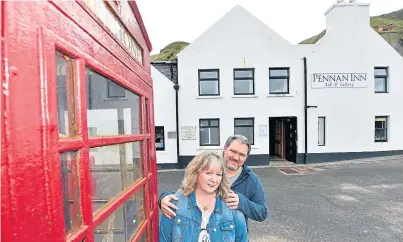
[303,57,317,164]
[303,57,308,164]
[172,61,181,169]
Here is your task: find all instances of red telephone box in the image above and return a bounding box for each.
[1,1,159,241]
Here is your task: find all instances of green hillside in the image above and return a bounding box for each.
[300,8,403,44]
[150,41,189,61]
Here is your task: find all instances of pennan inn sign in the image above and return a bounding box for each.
[312,73,368,88]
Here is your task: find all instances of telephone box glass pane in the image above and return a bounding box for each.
[93,186,146,242]
[145,99,149,133]
[56,52,76,137]
[90,142,144,214]
[86,69,142,136]
[60,151,82,233]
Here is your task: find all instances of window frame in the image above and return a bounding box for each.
[374,116,388,142]
[198,69,220,96]
[155,126,165,151]
[107,80,126,98]
[199,118,220,146]
[318,117,326,146]
[234,118,255,145]
[374,67,388,93]
[269,67,290,94]
[4,1,158,240]
[233,68,255,95]
[55,46,155,241]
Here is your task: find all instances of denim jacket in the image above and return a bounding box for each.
[159,165,270,229]
[159,190,248,242]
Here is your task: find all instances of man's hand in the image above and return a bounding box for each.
[224,190,239,210]
[161,194,179,219]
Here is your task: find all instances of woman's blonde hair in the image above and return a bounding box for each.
[180,151,230,199]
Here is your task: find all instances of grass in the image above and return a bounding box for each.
[300,8,403,45]
[150,41,189,61]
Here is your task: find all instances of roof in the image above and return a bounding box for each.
[324,1,370,15]
[128,1,152,52]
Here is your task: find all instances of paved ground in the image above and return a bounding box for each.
[156,156,403,242]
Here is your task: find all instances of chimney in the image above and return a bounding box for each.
[325,1,370,32]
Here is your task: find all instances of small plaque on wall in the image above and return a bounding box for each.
[259,125,268,137]
[181,126,196,140]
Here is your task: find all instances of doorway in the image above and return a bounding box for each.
[269,117,297,163]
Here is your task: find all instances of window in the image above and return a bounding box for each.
[87,69,141,136]
[199,119,220,146]
[234,118,254,145]
[107,81,126,98]
[85,68,147,240]
[269,68,290,94]
[374,67,388,93]
[234,68,254,95]
[318,117,326,146]
[93,186,146,241]
[198,69,220,96]
[56,52,76,137]
[375,116,388,142]
[60,151,81,233]
[155,126,165,151]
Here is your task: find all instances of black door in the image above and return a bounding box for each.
[285,118,297,163]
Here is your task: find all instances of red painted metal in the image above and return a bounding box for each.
[59,137,85,152]
[147,97,159,242]
[1,2,15,242]
[38,27,67,241]
[1,1,158,241]
[127,1,153,53]
[88,134,149,148]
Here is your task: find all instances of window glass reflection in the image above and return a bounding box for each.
[86,69,142,136]
[56,52,76,137]
[145,99,149,134]
[94,186,146,242]
[90,142,143,213]
[60,151,82,233]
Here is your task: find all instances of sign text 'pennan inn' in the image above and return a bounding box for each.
[312,73,368,88]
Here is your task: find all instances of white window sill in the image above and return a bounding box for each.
[197,146,223,150]
[267,94,294,97]
[196,96,223,99]
[104,97,128,101]
[231,95,258,99]
[197,146,258,150]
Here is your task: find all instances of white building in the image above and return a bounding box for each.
[152,0,403,169]
[151,65,178,167]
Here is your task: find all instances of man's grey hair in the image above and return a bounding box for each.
[224,135,251,155]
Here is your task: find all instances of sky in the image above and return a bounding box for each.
[136,0,403,54]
